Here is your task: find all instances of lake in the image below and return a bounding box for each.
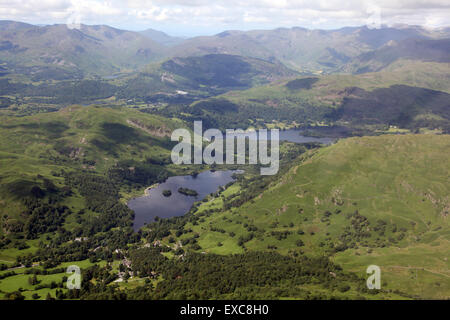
[129,170,241,231]
[129,130,334,231]
[278,129,334,145]
[222,129,335,145]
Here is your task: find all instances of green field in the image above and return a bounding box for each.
[0,259,108,300]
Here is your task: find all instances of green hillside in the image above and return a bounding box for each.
[116,54,298,103]
[168,134,450,299]
[0,105,184,238]
[178,61,450,132]
[0,53,298,109]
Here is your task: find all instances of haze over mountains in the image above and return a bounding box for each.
[139,29,185,47]
[0,20,165,78]
[171,25,450,72]
[1,20,449,79]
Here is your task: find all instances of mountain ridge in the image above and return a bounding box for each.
[0,21,167,77]
[2,20,450,78]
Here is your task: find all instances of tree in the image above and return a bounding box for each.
[28,275,39,285]
[5,291,25,300]
[30,186,45,198]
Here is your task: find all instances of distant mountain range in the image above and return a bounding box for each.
[170,25,450,73]
[0,20,449,79]
[0,20,166,78]
[139,29,185,47]
[343,38,450,73]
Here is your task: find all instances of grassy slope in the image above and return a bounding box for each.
[198,60,450,132]
[178,134,450,298]
[222,61,450,109]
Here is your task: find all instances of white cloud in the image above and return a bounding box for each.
[0,0,449,35]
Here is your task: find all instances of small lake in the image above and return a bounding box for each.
[129,170,240,231]
[128,130,334,231]
[226,129,335,145]
[278,129,334,145]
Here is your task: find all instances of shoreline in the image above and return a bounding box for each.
[123,168,244,204]
[144,183,159,196]
[121,183,160,204]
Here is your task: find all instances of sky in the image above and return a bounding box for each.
[0,0,449,37]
